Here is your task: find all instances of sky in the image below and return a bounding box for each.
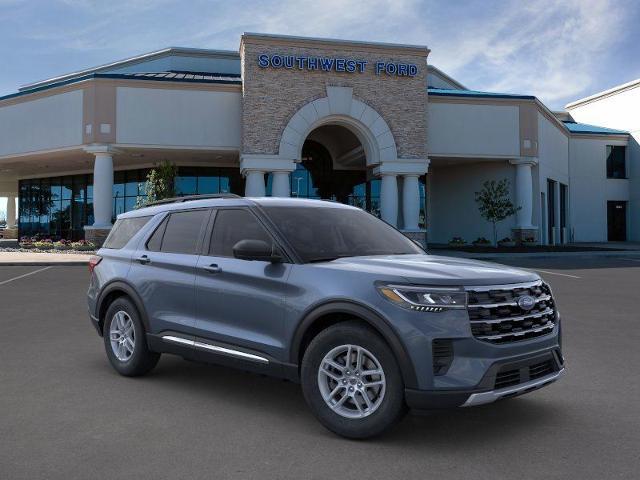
[1,0,639,108]
[1,0,640,215]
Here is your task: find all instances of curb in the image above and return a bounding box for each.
[0,261,89,266]
[437,250,640,260]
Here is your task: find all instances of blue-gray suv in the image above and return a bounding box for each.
[87,195,564,438]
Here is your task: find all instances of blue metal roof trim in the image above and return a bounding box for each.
[562,121,628,135]
[0,72,242,102]
[428,87,536,100]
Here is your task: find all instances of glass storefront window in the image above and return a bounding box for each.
[18,166,243,240]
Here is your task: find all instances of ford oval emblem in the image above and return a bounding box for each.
[517,295,536,311]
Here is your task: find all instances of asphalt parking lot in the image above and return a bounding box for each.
[1,257,639,479]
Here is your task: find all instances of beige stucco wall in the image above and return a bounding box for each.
[0,90,83,157]
[240,36,428,160]
[116,86,242,148]
[427,101,520,157]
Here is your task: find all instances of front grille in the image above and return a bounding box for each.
[495,368,520,389]
[529,360,553,380]
[466,281,557,344]
[494,359,557,389]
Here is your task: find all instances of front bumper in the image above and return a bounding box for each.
[461,368,564,407]
[405,346,564,410]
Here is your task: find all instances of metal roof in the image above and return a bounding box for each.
[562,121,628,135]
[0,71,241,103]
[428,87,535,100]
[19,47,240,92]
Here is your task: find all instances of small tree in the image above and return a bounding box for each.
[475,179,520,246]
[137,160,178,208]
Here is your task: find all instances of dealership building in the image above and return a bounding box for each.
[0,33,637,245]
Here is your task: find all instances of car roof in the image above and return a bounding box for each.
[117,196,358,219]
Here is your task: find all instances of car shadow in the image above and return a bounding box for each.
[124,354,567,446]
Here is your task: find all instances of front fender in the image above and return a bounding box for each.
[290,300,419,389]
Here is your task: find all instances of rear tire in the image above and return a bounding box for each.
[301,321,407,439]
[103,297,160,376]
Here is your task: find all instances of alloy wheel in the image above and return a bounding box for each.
[317,344,386,419]
[109,311,135,362]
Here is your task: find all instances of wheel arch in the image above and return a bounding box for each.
[291,301,418,389]
[96,280,151,335]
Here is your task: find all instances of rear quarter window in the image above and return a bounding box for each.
[102,216,152,249]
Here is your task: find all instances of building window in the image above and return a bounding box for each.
[18,166,244,241]
[606,145,626,179]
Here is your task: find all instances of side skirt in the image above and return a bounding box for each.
[146,332,299,382]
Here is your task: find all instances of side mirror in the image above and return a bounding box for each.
[232,239,282,262]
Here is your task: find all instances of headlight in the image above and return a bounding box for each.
[377,284,467,312]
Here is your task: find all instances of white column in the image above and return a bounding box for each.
[6,195,16,228]
[245,170,266,197]
[92,151,114,228]
[380,174,398,227]
[271,171,290,197]
[402,175,420,231]
[511,158,536,229]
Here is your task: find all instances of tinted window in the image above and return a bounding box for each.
[263,206,423,263]
[145,216,168,252]
[103,216,151,249]
[209,209,273,257]
[607,145,626,178]
[159,209,209,254]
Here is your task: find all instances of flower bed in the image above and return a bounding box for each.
[11,236,97,254]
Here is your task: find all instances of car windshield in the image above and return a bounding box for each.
[263,206,424,263]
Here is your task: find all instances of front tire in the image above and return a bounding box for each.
[301,321,407,439]
[103,297,160,376]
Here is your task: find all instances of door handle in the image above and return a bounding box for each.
[136,255,151,265]
[203,264,222,274]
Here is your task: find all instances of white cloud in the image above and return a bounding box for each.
[2,0,635,108]
[426,0,631,107]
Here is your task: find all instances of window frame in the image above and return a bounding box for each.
[606,145,627,179]
[144,208,211,255]
[202,207,289,261]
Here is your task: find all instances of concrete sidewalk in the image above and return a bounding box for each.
[0,251,92,265]
[434,249,640,260]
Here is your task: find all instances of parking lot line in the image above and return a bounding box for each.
[622,258,640,262]
[533,269,581,279]
[0,266,52,286]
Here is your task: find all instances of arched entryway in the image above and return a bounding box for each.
[268,123,383,216]
[241,86,429,231]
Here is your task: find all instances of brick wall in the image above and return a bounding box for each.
[240,37,428,160]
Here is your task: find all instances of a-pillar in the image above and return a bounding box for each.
[84,145,117,246]
[509,157,538,242]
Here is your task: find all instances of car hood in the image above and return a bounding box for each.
[317,254,539,286]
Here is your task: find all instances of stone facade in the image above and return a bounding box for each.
[240,35,429,161]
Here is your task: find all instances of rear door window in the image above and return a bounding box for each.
[155,209,209,255]
[103,216,151,249]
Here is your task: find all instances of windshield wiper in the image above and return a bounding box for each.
[306,254,354,263]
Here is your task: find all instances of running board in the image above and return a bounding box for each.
[161,335,269,364]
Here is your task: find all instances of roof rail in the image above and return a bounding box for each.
[144,193,242,207]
